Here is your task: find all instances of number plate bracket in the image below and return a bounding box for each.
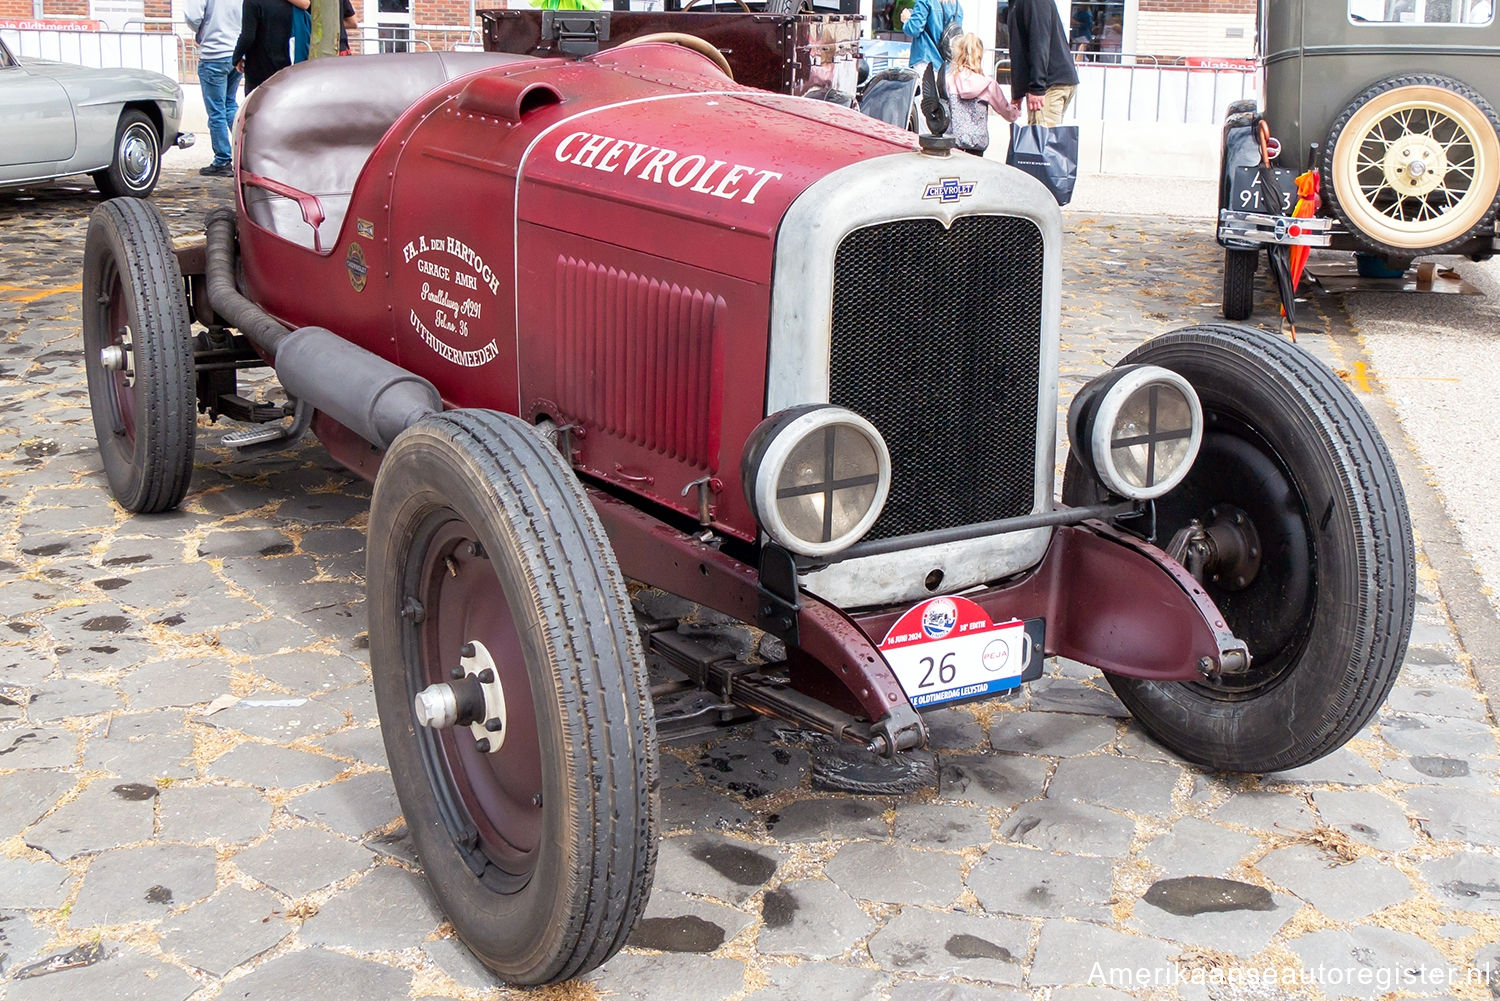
[879,596,1045,710]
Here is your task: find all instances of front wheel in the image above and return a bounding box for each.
[93,109,162,199]
[368,410,657,985]
[1064,324,1415,772]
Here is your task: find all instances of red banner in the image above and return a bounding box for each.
[0,18,102,30]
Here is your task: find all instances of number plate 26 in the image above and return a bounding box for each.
[878,596,1045,709]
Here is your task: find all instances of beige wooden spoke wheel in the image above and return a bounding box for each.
[618,32,733,79]
[1324,74,1500,256]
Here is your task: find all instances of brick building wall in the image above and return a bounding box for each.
[1135,0,1256,58]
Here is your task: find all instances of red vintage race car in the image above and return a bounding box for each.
[81,40,1414,986]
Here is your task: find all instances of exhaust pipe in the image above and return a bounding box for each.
[203,208,440,449]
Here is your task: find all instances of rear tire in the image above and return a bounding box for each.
[81,198,195,513]
[93,109,162,199]
[368,410,657,985]
[1221,248,1257,321]
[1064,324,1414,772]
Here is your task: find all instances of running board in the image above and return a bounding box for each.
[222,398,313,452]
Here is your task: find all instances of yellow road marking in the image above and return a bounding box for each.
[0,282,82,304]
[1352,361,1373,393]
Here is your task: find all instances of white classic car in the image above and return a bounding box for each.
[0,34,192,197]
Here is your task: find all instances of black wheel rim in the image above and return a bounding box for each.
[1155,412,1317,698]
[403,509,543,892]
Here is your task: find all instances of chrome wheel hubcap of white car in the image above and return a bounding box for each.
[120,124,158,188]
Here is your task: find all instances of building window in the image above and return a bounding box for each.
[1349,0,1494,24]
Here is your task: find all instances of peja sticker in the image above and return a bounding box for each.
[345,242,368,292]
[399,234,500,367]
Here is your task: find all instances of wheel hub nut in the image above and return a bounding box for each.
[100,345,129,371]
[411,639,508,754]
[1408,159,1427,178]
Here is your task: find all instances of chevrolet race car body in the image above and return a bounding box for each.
[81,39,1415,986]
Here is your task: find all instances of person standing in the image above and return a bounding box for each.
[234,0,295,95]
[901,0,962,68]
[1007,0,1079,126]
[185,0,241,177]
[946,32,1019,155]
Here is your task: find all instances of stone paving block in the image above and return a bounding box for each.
[0,853,73,909]
[422,934,499,993]
[81,711,195,781]
[301,865,445,952]
[312,726,387,768]
[158,784,273,843]
[591,951,745,1001]
[150,590,264,635]
[988,711,1116,758]
[1141,817,1259,877]
[653,834,785,906]
[1286,928,1449,1000]
[1380,714,1499,759]
[696,738,810,799]
[218,554,320,593]
[156,884,292,975]
[51,634,157,674]
[1403,786,1500,847]
[68,844,218,926]
[660,784,754,833]
[1420,851,1500,914]
[812,745,937,795]
[223,948,413,1001]
[22,677,120,721]
[1046,755,1183,816]
[1024,678,1128,717]
[923,707,988,751]
[825,842,965,907]
[0,910,52,975]
[743,961,887,1001]
[1210,790,1315,834]
[6,947,198,1001]
[0,726,76,769]
[1265,746,1382,786]
[299,526,366,557]
[967,844,1115,920]
[893,802,994,848]
[276,491,368,526]
[1111,725,1192,764]
[1382,753,1493,787]
[1384,683,1491,721]
[24,779,157,860]
[1028,920,1177,988]
[0,771,74,840]
[764,797,888,842]
[887,981,1029,1001]
[1311,789,1416,851]
[998,800,1136,856]
[208,742,348,788]
[118,657,232,711]
[312,683,378,726]
[1256,846,1412,921]
[938,753,1052,809]
[195,528,294,560]
[287,771,401,838]
[756,879,876,959]
[196,691,350,740]
[865,907,1030,984]
[253,650,367,694]
[1128,876,1296,957]
[232,826,374,897]
[215,616,321,656]
[364,824,419,865]
[628,890,754,954]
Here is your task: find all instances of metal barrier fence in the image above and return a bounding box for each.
[1,26,180,81]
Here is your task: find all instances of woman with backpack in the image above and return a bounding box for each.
[946,32,1019,155]
[901,0,962,68]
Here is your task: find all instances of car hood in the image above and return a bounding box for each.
[20,57,181,103]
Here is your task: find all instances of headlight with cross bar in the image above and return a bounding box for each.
[1068,365,1204,501]
[742,405,892,558]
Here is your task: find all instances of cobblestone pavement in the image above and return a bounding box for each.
[1,165,1498,1001]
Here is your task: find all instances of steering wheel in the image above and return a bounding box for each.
[683,0,754,12]
[619,32,735,79]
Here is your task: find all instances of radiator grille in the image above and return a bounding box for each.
[555,256,724,471]
[829,216,1044,541]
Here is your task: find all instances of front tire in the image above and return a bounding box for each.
[1064,324,1414,772]
[368,410,657,985]
[81,198,196,513]
[93,109,162,199]
[1323,74,1500,256]
[1221,248,1257,321]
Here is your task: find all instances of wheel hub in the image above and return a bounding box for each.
[1383,133,1446,198]
[413,638,509,753]
[121,127,155,186]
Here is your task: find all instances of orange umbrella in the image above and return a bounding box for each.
[1287,169,1322,294]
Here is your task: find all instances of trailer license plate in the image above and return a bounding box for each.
[879,596,1039,709]
[1230,165,1299,216]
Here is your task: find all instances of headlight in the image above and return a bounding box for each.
[742,405,891,557]
[1068,365,1203,500]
